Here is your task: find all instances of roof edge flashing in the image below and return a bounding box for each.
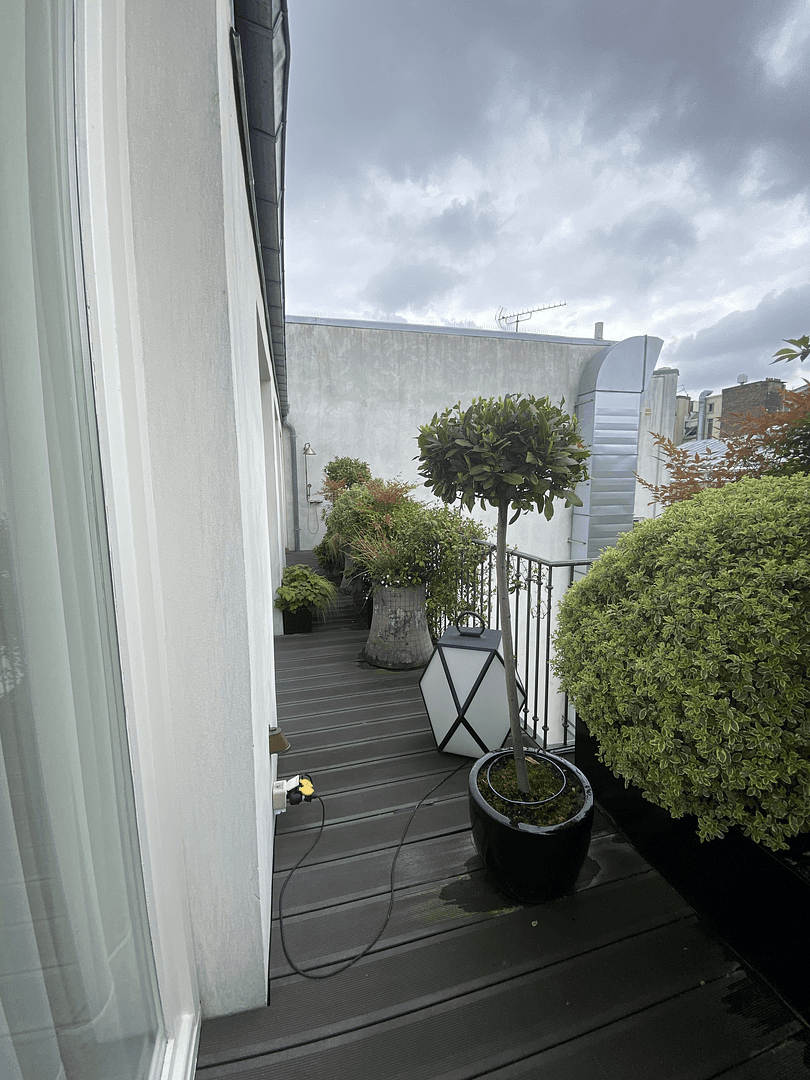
[285,315,616,346]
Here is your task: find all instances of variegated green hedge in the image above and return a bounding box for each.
[553,474,810,851]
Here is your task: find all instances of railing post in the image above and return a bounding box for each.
[451,540,591,752]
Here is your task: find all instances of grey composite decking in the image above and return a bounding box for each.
[196,592,810,1079]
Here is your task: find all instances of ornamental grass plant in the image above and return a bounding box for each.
[351,503,490,639]
[315,474,491,639]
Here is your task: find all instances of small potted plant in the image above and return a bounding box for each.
[418,393,593,901]
[274,564,338,635]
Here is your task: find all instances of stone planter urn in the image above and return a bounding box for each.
[362,584,433,670]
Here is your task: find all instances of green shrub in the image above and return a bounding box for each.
[313,533,344,574]
[321,456,373,503]
[351,502,490,637]
[318,475,489,637]
[553,475,810,851]
[321,477,415,550]
[274,565,338,614]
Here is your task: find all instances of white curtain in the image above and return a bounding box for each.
[0,3,162,1078]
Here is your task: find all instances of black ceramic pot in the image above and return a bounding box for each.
[469,749,594,903]
[282,607,313,635]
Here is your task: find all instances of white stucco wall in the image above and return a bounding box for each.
[284,318,611,562]
[81,0,284,1023]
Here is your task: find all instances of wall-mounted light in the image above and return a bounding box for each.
[268,725,291,755]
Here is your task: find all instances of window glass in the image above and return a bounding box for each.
[0,3,163,1078]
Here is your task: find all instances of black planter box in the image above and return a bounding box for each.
[576,716,810,1023]
[282,608,312,635]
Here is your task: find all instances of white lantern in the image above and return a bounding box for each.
[419,616,526,758]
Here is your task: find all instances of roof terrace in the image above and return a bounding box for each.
[196,577,809,1079]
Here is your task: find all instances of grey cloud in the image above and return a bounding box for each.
[286,0,810,200]
[424,199,499,251]
[664,284,810,391]
[595,209,698,285]
[361,260,462,313]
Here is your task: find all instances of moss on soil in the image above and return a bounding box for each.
[477,754,585,827]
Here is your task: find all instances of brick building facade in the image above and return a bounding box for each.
[720,378,786,437]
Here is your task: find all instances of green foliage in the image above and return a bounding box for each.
[553,475,810,851]
[320,477,416,553]
[323,456,372,486]
[313,533,344,574]
[772,335,809,365]
[416,394,589,521]
[320,456,373,504]
[274,564,339,614]
[316,475,489,637]
[351,503,490,638]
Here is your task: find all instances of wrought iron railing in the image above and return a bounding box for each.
[434,540,591,751]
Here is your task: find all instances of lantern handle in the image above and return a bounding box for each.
[455,611,486,637]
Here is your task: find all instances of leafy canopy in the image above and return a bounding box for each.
[320,456,372,505]
[772,335,809,365]
[553,474,810,851]
[274,564,338,613]
[416,394,588,523]
[639,384,810,508]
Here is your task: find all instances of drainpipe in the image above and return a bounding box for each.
[697,390,713,442]
[283,418,301,551]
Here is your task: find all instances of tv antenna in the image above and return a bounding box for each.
[496,300,566,332]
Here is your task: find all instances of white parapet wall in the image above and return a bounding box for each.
[285,317,663,564]
[285,317,617,562]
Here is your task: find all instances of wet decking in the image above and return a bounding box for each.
[196,582,810,1079]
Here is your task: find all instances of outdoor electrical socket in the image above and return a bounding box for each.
[273,774,315,815]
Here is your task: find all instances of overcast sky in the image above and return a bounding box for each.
[283,0,810,397]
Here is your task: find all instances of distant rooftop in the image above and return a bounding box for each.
[681,437,727,456]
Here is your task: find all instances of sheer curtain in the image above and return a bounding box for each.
[0,3,163,1078]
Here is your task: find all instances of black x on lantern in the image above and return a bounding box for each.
[419,613,526,757]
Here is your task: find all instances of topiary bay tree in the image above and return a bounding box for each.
[552,474,810,851]
[417,395,589,793]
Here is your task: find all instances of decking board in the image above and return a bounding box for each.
[196,583,809,1079]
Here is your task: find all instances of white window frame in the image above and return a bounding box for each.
[73,3,201,1077]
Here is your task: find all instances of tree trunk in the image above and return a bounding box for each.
[496,502,530,794]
